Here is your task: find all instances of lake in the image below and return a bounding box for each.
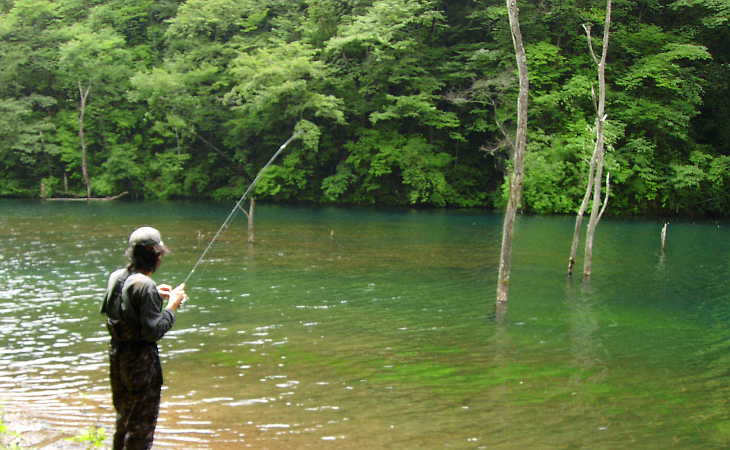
[1,199,729,448]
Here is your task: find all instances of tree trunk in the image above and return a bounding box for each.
[568,151,597,275]
[238,196,256,243]
[78,82,92,199]
[247,197,255,244]
[582,0,612,280]
[496,0,529,316]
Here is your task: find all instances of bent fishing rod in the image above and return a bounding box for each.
[181,132,300,286]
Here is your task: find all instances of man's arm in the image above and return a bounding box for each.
[134,279,177,342]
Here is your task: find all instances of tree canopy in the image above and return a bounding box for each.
[0,0,727,216]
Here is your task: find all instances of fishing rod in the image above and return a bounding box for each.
[181,132,300,286]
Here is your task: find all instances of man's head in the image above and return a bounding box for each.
[126,226,169,273]
[128,226,164,247]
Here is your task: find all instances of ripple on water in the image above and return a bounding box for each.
[226,397,275,407]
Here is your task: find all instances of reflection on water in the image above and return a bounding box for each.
[2,200,730,448]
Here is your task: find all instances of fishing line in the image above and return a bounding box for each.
[182,132,300,286]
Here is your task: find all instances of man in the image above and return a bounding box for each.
[100,226,187,449]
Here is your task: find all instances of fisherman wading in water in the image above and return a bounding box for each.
[100,227,187,449]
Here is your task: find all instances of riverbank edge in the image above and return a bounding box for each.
[1,408,89,449]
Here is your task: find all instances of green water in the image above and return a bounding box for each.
[2,199,730,448]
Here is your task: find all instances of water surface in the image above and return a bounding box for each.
[1,200,729,448]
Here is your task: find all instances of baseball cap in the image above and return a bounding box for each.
[128,226,164,247]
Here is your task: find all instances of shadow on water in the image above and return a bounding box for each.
[3,200,730,447]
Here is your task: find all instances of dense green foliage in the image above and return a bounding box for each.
[0,0,727,215]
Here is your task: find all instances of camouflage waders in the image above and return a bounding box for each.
[109,339,163,450]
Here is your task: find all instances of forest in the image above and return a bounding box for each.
[0,0,728,216]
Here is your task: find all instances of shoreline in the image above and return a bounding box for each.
[1,408,95,449]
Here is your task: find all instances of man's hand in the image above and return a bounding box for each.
[166,283,188,312]
[158,284,172,299]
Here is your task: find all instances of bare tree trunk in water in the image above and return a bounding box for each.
[78,82,92,199]
[568,151,597,275]
[239,197,256,243]
[247,197,255,243]
[582,0,611,280]
[569,162,611,275]
[496,0,529,319]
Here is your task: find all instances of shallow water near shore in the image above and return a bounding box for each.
[2,199,730,448]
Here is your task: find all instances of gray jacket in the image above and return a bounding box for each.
[101,268,176,343]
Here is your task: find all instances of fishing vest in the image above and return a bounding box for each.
[105,270,142,342]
